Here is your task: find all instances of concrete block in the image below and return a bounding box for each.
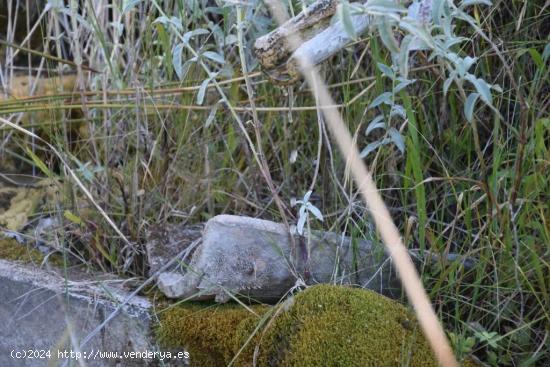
[0,259,160,367]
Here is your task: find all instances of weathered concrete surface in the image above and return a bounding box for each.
[158,215,399,302]
[0,259,158,367]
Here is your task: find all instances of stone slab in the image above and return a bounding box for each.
[0,259,158,367]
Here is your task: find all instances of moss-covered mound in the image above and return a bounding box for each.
[156,284,447,366]
[261,284,437,366]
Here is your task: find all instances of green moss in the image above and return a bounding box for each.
[156,285,455,366]
[157,302,269,366]
[257,284,437,367]
[0,237,63,266]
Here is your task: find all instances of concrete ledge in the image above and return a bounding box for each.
[0,259,158,367]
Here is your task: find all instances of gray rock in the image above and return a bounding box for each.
[0,259,186,367]
[158,215,400,302]
[157,272,188,299]
[145,224,203,277]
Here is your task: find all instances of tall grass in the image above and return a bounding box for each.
[0,0,548,365]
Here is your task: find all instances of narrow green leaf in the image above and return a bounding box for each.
[401,92,427,252]
[182,28,209,44]
[397,35,413,77]
[122,0,143,14]
[338,1,357,40]
[431,0,447,24]
[443,77,453,96]
[172,43,184,80]
[466,74,492,105]
[378,18,399,54]
[464,92,480,122]
[543,42,550,63]
[390,104,406,119]
[365,0,407,14]
[64,210,83,226]
[528,49,544,70]
[202,51,226,64]
[388,127,405,154]
[368,92,393,109]
[394,78,415,93]
[205,104,219,128]
[25,147,53,178]
[359,137,391,158]
[197,75,216,105]
[377,62,395,78]
[366,116,386,135]
[461,0,492,7]
[306,203,324,222]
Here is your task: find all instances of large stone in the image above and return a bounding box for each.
[0,259,179,367]
[158,215,398,302]
[145,224,203,277]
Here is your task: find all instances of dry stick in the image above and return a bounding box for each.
[264,1,458,366]
[0,83,377,115]
[0,40,100,73]
[0,66,427,108]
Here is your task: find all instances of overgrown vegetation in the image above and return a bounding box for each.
[1,0,548,365]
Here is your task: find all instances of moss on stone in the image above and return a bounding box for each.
[157,302,269,366]
[156,284,472,366]
[0,237,62,266]
[0,237,44,263]
[258,284,437,367]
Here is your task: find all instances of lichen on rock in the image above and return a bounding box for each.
[0,186,43,231]
[156,284,447,366]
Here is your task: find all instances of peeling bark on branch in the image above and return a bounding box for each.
[254,0,367,83]
[290,14,371,68]
[254,0,340,70]
[254,0,434,84]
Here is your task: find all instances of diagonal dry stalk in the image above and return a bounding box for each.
[263,1,458,366]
